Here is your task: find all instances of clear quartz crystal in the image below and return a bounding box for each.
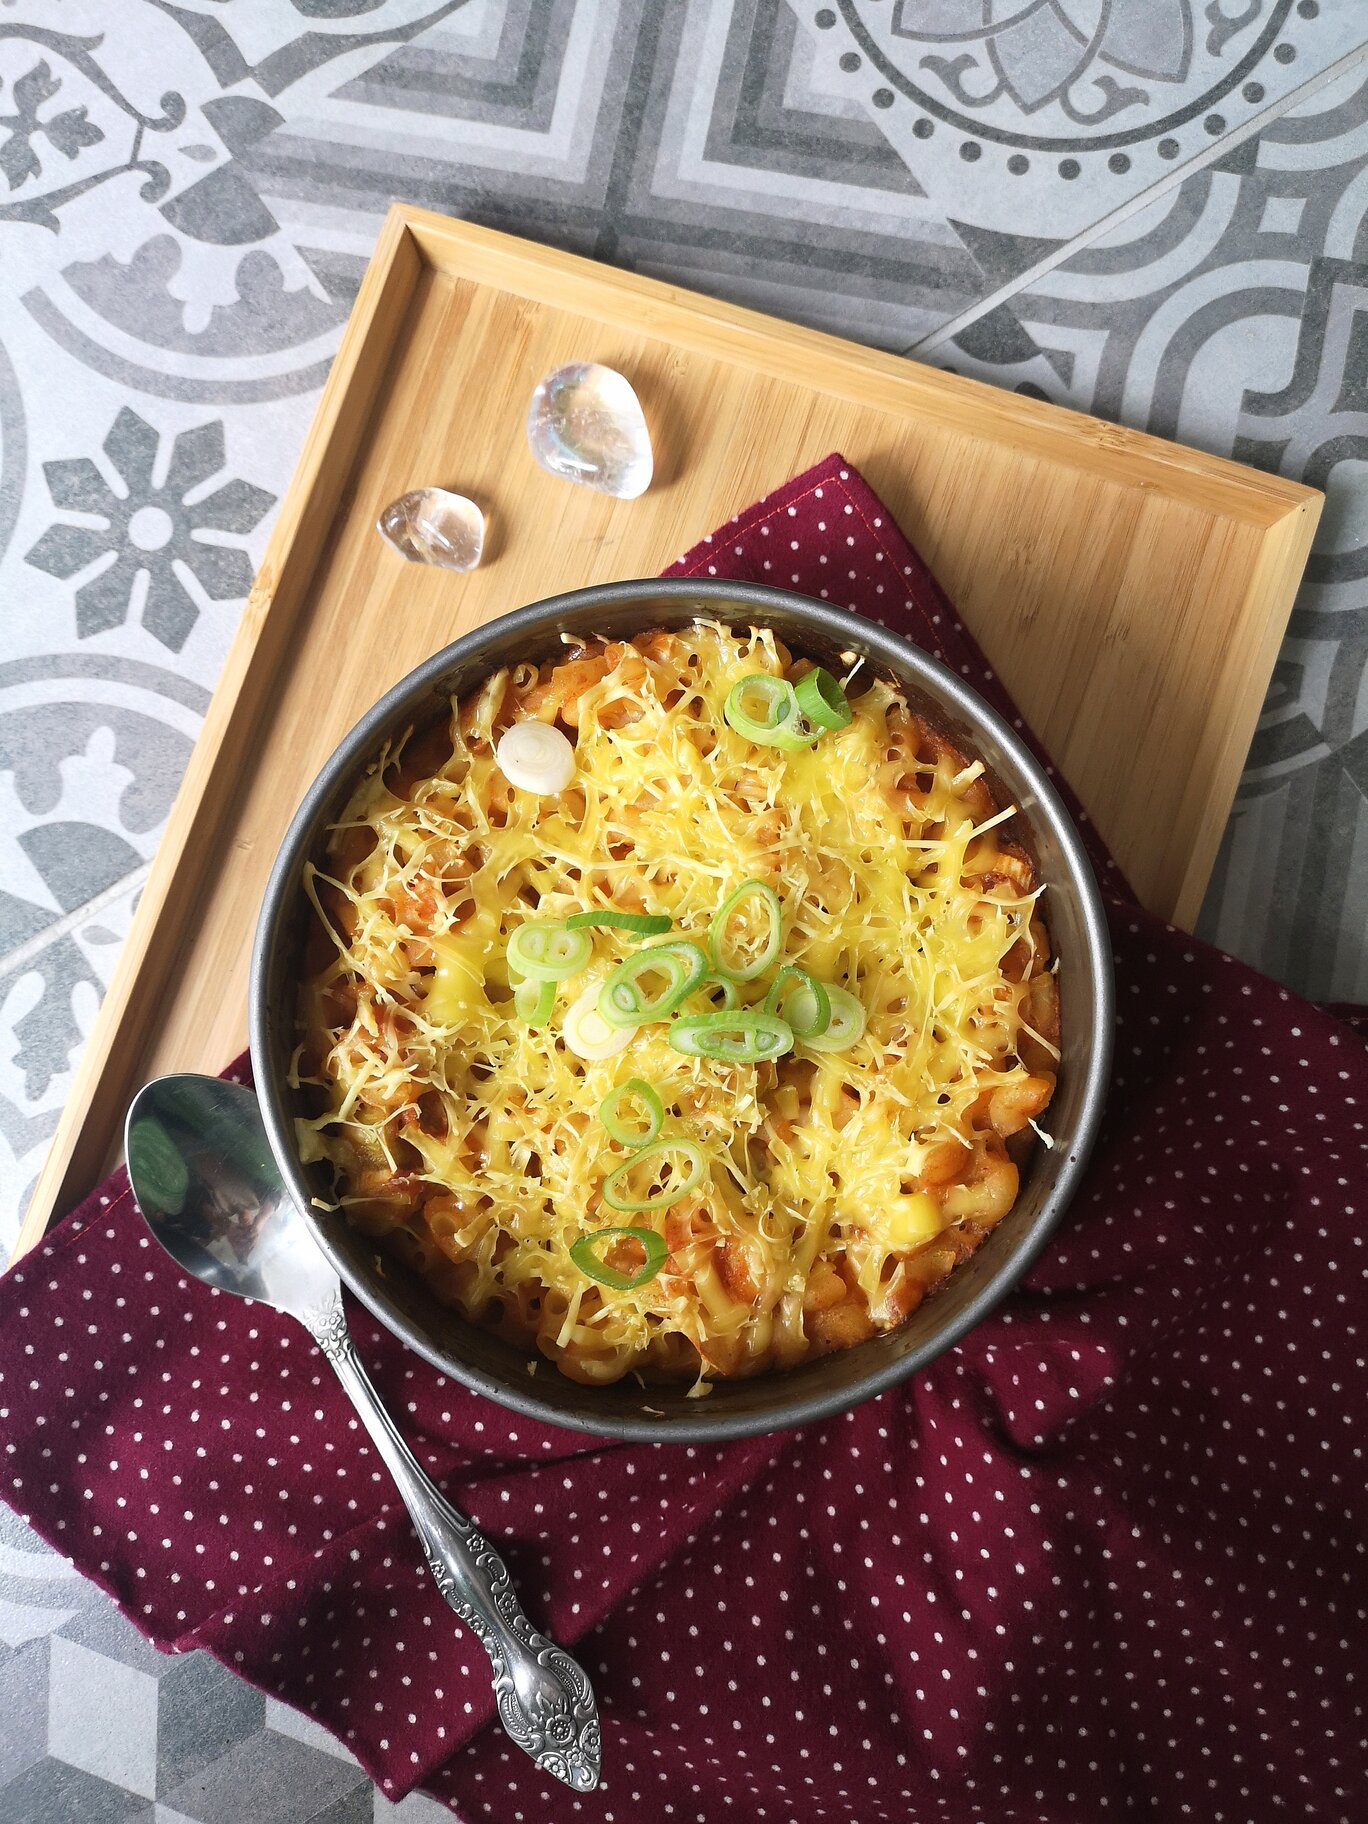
[526,363,653,499]
[377,488,484,570]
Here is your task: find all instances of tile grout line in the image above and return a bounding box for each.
[902,38,1368,359]
[0,862,152,980]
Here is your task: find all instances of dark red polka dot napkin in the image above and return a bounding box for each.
[2,454,1365,1824]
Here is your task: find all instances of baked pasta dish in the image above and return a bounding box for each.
[293,622,1059,1387]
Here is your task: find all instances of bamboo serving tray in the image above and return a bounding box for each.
[16,202,1321,1258]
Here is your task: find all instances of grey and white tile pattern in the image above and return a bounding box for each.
[0,2,1365,1819]
[0,1507,450,1823]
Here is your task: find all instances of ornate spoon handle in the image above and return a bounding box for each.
[304,1296,601,1791]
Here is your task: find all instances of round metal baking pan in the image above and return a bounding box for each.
[250,579,1113,1442]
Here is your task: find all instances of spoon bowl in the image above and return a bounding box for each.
[127,1074,336,1318]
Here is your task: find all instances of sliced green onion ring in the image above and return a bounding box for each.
[706,973,741,1010]
[506,920,593,982]
[723,674,815,752]
[695,972,741,1011]
[513,976,556,1026]
[763,966,831,1039]
[599,1079,664,1149]
[598,941,708,1028]
[710,878,783,982]
[600,1138,707,1213]
[804,983,867,1053]
[794,666,853,731]
[565,909,672,938]
[569,1226,668,1291]
[667,1010,794,1063]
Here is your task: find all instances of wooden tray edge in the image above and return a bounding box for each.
[12,209,424,1262]
[1169,489,1323,929]
[401,206,1317,526]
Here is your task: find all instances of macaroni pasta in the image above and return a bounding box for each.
[293,623,1059,1386]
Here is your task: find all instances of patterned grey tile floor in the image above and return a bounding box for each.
[0,3,1366,1820]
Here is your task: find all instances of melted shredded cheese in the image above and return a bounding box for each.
[293,623,1059,1385]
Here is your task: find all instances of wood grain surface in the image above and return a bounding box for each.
[14,203,1321,1258]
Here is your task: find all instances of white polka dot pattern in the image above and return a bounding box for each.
[1,454,1364,1824]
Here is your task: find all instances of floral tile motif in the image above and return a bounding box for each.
[0,27,188,236]
[24,409,273,651]
[882,0,1286,130]
[795,0,1361,248]
[0,59,104,195]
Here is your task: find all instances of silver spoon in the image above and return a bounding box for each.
[124,1072,601,1792]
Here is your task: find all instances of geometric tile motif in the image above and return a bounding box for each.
[155,1652,265,1795]
[156,1730,369,1824]
[0,1507,450,1821]
[0,1638,51,1790]
[47,1635,159,1800]
[0,1757,152,1824]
